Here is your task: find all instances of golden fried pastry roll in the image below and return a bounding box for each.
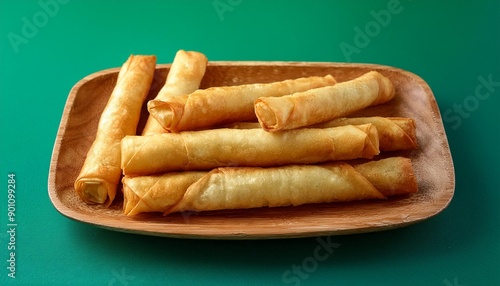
[147,75,336,132]
[255,71,395,131]
[122,171,206,216]
[74,55,156,205]
[222,116,417,151]
[121,124,379,176]
[142,50,207,135]
[164,157,417,215]
[313,117,417,151]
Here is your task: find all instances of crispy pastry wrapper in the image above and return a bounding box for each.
[120,124,379,176]
[74,55,156,205]
[223,116,417,151]
[313,116,417,151]
[161,157,417,215]
[351,157,418,197]
[147,75,336,132]
[122,157,416,216]
[142,50,207,135]
[122,171,206,216]
[255,71,395,131]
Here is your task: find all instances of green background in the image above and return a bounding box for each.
[1,0,499,285]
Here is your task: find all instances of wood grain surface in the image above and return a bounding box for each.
[48,62,455,239]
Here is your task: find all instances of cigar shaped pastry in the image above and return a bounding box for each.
[313,117,417,151]
[163,157,417,215]
[255,71,395,131]
[147,75,336,132]
[142,50,207,135]
[74,55,156,205]
[223,116,417,151]
[121,124,379,176]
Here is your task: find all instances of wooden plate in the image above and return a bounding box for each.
[48,62,455,239]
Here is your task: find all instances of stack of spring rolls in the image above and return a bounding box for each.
[74,50,419,216]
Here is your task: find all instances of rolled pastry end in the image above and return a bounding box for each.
[122,185,143,216]
[372,71,396,105]
[122,191,137,216]
[353,157,418,197]
[328,124,380,160]
[147,100,178,131]
[75,179,114,205]
[254,100,278,131]
[362,123,380,159]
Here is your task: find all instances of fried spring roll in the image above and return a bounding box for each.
[255,71,395,131]
[147,75,336,132]
[223,116,417,151]
[313,117,417,151]
[142,50,207,135]
[163,157,417,215]
[121,124,379,176]
[74,55,156,205]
